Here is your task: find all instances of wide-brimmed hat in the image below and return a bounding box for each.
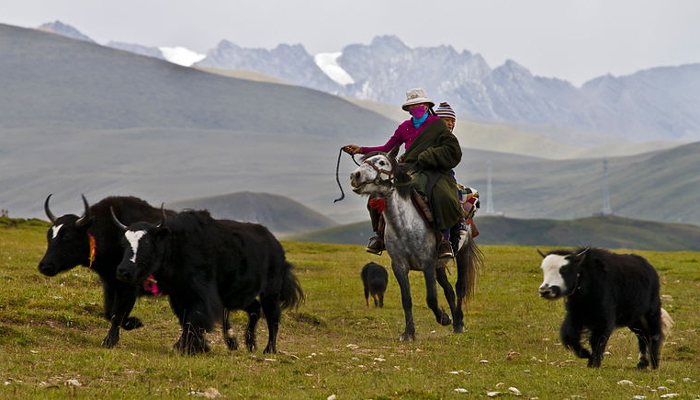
[435,102,456,120]
[401,88,434,110]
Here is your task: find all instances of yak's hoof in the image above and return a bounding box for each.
[121,317,143,331]
[263,345,277,354]
[636,359,650,370]
[453,323,465,333]
[399,332,415,341]
[587,358,601,368]
[225,337,238,351]
[101,334,119,349]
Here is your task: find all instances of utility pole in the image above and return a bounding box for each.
[601,157,613,215]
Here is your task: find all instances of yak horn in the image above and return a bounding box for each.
[155,203,166,228]
[110,207,128,232]
[536,248,547,258]
[74,195,91,227]
[44,194,57,223]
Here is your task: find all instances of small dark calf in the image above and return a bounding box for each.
[538,247,673,369]
[361,262,388,307]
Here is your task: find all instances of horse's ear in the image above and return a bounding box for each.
[387,144,400,161]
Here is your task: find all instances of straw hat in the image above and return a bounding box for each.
[401,88,434,110]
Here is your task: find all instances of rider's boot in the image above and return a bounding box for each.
[438,238,454,259]
[366,235,385,255]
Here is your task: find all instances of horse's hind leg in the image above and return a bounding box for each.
[423,266,451,327]
[391,263,415,341]
[436,267,462,333]
[222,308,238,350]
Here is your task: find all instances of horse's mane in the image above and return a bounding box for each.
[361,151,412,199]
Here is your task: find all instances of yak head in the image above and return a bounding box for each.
[537,248,588,300]
[111,206,169,285]
[38,194,93,276]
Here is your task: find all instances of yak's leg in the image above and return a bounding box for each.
[244,300,261,352]
[646,310,664,369]
[378,292,384,308]
[588,324,613,368]
[260,295,281,354]
[423,265,451,327]
[436,267,462,333]
[364,286,370,307]
[630,320,650,369]
[391,262,415,341]
[222,308,238,350]
[101,283,140,349]
[560,316,591,361]
[171,298,211,355]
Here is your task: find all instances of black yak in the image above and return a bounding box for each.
[111,209,303,354]
[361,262,388,307]
[538,247,673,369]
[38,195,173,348]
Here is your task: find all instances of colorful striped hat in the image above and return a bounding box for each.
[436,102,456,119]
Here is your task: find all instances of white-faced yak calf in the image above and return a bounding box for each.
[111,209,303,355]
[538,247,673,369]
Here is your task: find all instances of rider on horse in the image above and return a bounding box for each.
[343,88,463,259]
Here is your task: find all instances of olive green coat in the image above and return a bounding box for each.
[402,119,463,231]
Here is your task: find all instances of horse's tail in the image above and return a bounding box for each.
[455,237,482,305]
[280,261,305,310]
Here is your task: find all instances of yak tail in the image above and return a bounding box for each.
[455,237,483,306]
[660,308,673,337]
[280,261,305,310]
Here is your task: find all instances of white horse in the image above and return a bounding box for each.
[350,152,481,341]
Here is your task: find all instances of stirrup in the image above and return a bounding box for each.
[438,240,454,259]
[366,236,384,255]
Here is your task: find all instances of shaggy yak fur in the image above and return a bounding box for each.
[38,195,173,348]
[538,247,673,369]
[112,209,304,355]
[361,262,388,307]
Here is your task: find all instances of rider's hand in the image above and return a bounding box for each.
[342,145,362,155]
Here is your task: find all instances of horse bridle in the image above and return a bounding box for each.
[361,157,395,187]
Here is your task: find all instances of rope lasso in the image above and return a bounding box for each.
[334,147,361,203]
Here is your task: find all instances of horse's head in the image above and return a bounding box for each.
[349,153,396,197]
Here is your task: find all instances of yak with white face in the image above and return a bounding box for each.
[538,250,583,299]
[536,247,673,369]
[349,153,395,197]
[110,208,303,355]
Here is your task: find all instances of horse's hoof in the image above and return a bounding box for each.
[453,323,465,333]
[399,333,415,341]
[438,313,452,326]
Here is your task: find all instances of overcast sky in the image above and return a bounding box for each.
[3,0,699,86]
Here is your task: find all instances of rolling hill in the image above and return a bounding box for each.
[287,214,700,252]
[167,192,336,236]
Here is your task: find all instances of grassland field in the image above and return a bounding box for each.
[0,218,698,399]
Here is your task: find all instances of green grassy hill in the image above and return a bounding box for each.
[167,191,337,236]
[288,214,700,251]
[1,218,698,398]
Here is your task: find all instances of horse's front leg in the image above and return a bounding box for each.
[423,265,451,327]
[436,267,462,332]
[391,262,415,341]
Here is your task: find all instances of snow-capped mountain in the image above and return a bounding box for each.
[195,40,339,92]
[194,35,700,143]
[38,21,94,43]
[31,22,700,143]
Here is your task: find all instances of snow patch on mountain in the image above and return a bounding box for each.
[159,46,206,67]
[314,52,355,85]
